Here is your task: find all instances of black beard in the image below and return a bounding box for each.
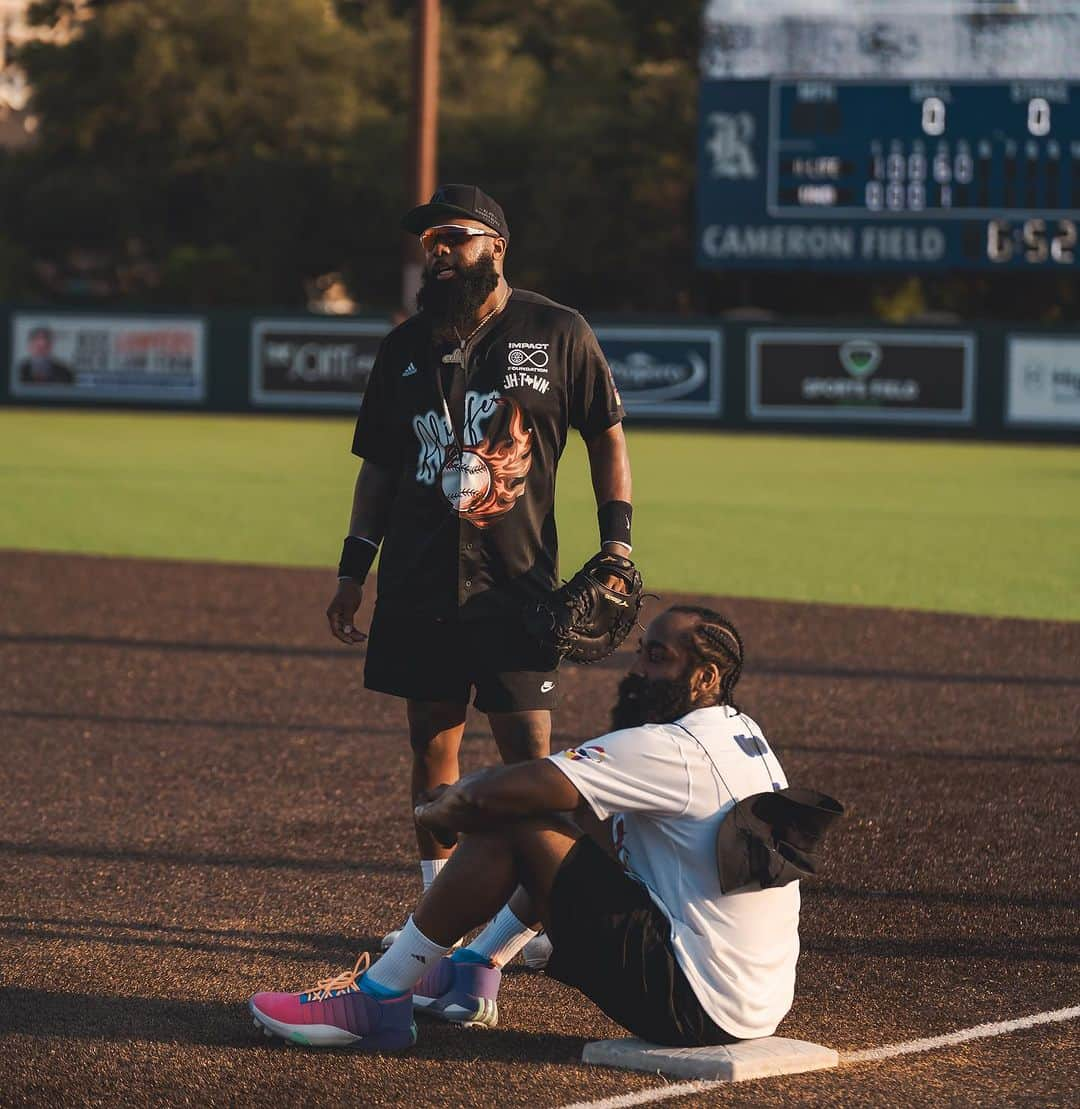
[416,251,499,339]
[611,672,697,730]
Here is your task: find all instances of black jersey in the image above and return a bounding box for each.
[352,289,624,620]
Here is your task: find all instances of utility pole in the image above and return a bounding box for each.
[402,0,439,315]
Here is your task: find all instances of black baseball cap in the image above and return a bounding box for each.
[402,184,509,242]
[715,787,844,894]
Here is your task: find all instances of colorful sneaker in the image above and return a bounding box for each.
[412,954,501,1028]
[249,953,417,1050]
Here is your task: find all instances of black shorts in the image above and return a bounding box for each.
[546,837,737,1048]
[364,607,560,713]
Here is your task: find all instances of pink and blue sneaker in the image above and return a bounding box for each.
[412,950,502,1028]
[249,953,417,1050]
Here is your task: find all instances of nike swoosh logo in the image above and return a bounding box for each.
[541,681,555,693]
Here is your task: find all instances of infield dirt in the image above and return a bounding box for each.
[1,551,1077,1107]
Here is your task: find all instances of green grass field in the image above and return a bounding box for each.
[2,409,1077,620]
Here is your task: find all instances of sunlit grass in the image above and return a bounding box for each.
[2,409,1077,620]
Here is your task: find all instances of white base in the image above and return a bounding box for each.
[582,1035,839,1082]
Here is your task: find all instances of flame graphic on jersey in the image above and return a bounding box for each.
[441,397,532,528]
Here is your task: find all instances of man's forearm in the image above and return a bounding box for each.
[586,423,632,507]
[586,423,633,552]
[416,762,582,839]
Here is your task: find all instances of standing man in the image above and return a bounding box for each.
[326,184,634,946]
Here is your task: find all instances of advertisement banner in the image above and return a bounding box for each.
[748,330,974,424]
[1006,335,1080,427]
[9,314,205,402]
[250,319,390,409]
[594,327,723,418]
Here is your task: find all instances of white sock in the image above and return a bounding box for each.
[466,905,539,968]
[420,858,449,891]
[365,915,449,995]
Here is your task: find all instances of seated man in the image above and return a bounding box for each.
[249,606,800,1050]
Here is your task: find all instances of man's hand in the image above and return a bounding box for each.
[414,783,462,848]
[326,580,367,645]
[599,542,632,591]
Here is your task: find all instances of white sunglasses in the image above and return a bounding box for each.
[420,224,500,251]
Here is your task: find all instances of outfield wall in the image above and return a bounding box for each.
[1,306,1077,441]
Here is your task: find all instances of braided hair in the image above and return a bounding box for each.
[669,605,745,711]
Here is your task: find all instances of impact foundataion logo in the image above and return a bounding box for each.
[507,341,549,371]
[504,341,551,394]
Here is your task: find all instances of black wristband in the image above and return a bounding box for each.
[598,500,633,548]
[338,535,378,582]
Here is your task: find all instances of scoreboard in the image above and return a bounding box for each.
[697,79,1079,270]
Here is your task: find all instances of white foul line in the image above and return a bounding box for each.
[559,1005,1080,1109]
[839,1005,1080,1064]
[558,1079,723,1109]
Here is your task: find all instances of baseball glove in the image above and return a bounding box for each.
[525,552,645,664]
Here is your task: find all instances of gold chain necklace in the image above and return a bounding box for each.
[443,285,512,364]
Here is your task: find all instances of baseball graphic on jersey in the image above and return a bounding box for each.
[441,448,491,512]
[436,396,533,527]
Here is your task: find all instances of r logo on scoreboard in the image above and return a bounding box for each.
[706,112,757,179]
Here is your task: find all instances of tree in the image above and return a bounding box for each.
[23,0,363,165]
[5,1,1068,317]
[12,0,374,303]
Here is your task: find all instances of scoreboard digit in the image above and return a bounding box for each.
[698,79,1079,271]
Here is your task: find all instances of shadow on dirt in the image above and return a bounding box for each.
[0,914,375,965]
[0,838,410,876]
[0,988,587,1062]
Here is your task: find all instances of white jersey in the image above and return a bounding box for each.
[548,704,799,1039]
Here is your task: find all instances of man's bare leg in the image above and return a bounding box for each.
[387,705,550,951]
[487,709,551,763]
[374,700,468,949]
[412,817,580,946]
[482,710,555,960]
[407,699,467,861]
[410,707,548,860]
